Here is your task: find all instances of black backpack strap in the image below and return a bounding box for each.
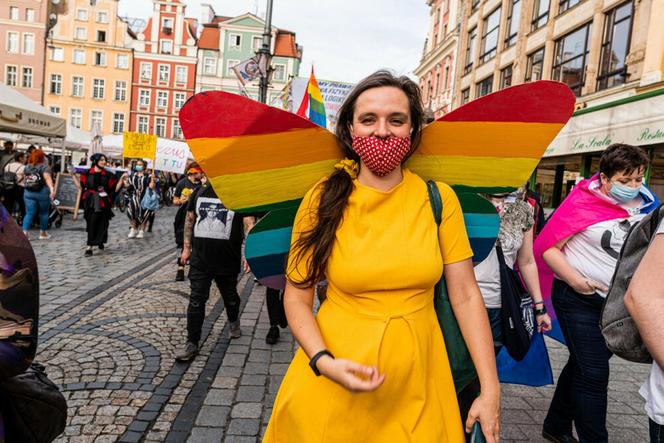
[650,203,664,234]
[426,180,442,227]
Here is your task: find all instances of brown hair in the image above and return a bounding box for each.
[28,149,45,165]
[290,70,425,287]
[599,144,649,179]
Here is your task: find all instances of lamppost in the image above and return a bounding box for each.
[257,0,274,104]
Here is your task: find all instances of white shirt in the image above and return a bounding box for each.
[563,180,646,297]
[639,218,664,425]
[475,241,521,309]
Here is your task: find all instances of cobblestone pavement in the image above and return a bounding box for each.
[31,208,652,442]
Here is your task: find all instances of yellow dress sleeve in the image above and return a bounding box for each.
[436,182,474,265]
[286,180,324,285]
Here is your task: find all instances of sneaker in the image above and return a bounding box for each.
[128,228,137,239]
[265,326,280,345]
[175,268,185,282]
[39,232,51,240]
[22,230,29,239]
[175,341,198,362]
[84,248,93,257]
[136,229,144,239]
[230,320,242,339]
[98,244,104,250]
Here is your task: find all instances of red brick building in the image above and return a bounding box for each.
[129,0,197,139]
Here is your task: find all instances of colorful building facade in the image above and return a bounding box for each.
[196,7,302,106]
[0,0,48,104]
[43,0,133,135]
[129,0,197,140]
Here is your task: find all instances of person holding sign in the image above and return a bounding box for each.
[118,159,158,239]
[79,154,118,256]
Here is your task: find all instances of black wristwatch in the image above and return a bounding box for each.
[309,350,334,376]
[535,305,547,316]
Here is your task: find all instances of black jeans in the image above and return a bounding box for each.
[187,265,240,344]
[265,287,287,328]
[652,419,664,443]
[544,279,612,443]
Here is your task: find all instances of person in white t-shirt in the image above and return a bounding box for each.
[542,144,654,443]
[474,190,552,353]
[625,217,664,443]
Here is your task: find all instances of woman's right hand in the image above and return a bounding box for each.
[570,276,608,295]
[317,356,385,393]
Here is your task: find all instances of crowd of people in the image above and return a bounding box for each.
[2,71,663,443]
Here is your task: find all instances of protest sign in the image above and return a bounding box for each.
[123,132,157,160]
[288,78,354,130]
[152,143,191,174]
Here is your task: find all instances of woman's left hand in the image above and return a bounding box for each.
[466,390,500,443]
[536,313,552,333]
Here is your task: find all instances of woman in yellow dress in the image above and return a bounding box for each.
[263,71,500,442]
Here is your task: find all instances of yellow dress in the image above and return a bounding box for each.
[263,169,473,443]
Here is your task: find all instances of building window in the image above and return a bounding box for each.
[7,32,19,53]
[559,0,582,14]
[96,11,108,23]
[26,9,35,22]
[94,52,106,66]
[137,116,149,134]
[252,36,262,51]
[155,117,166,137]
[552,22,592,96]
[157,91,168,108]
[5,66,17,87]
[75,27,87,40]
[116,54,129,69]
[172,119,182,139]
[70,109,83,129]
[140,63,152,81]
[92,78,105,99]
[500,65,513,89]
[162,18,174,33]
[114,81,127,101]
[112,113,125,133]
[49,106,60,115]
[226,60,239,76]
[525,47,545,82]
[96,30,106,43]
[76,9,88,21]
[9,7,19,20]
[50,47,64,61]
[160,40,172,54]
[480,7,501,63]
[476,76,493,97]
[464,27,477,74]
[532,0,550,31]
[72,76,84,97]
[229,34,241,48]
[597,1,633,91]
[158,64,170,82]
[90,110,103,130]
[461,88,471,104]
[273,64,286,81]
[174,92,186,110]
[203,58,216,75]
[139,89,150,107]
[22,34,35,55]
[49,74,62,95]
[73,49,86,65]
[505,0,521,48]
[175,66,187,83]
[21,67,32,88]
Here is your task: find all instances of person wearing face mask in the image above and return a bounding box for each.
[79,154,118,256]
[173,163,203,281]
[263,71,500,443]
[118,159,158,239]
[535,144,659,443]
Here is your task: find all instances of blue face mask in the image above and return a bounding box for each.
[609,182,641,202]
[135,165,144,172]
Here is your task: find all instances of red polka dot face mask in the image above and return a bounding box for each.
[351,136,411,177]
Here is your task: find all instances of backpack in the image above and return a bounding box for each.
[24,166,45,192]
[600,204,664,363]
[0,169,17,191]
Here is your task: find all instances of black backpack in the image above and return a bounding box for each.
[24,166,44,192]
[0,170,17,191]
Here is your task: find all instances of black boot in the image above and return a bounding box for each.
[266,326,279,345]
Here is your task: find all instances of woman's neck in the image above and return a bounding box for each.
[357,164,404,192]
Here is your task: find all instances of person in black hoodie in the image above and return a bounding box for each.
[172,163,202,281]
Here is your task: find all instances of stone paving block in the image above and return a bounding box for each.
[240,374,267,386]
[223,436,257,443]
[227,418,260,436]
[204,389,236,406]
[231,402,263,419]
[186,426,225,443]
[223,353,248,367]
[236,386,265,402]
[195,405,230,427]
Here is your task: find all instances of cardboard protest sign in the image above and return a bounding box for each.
[153,143,191,174]
[123,132,157,159]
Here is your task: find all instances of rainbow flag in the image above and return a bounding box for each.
[296,67,327,128]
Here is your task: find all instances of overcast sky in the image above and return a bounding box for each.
[118,0,431,84]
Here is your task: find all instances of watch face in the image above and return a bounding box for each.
[0,204,39,376]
